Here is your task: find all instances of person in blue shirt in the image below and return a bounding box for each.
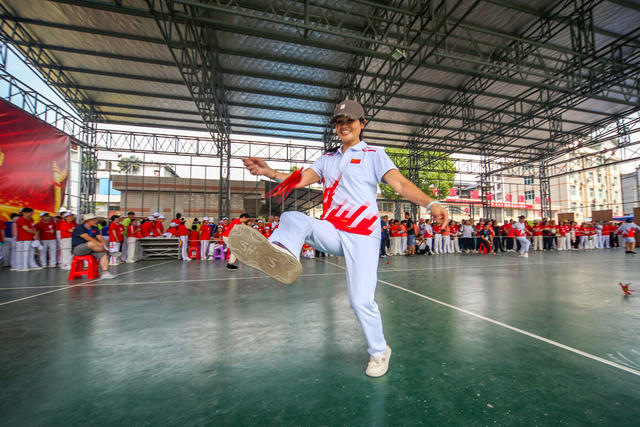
[71,214,120,279]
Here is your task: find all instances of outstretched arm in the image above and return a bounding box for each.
[382,169,449,225]
[243,157,320,188]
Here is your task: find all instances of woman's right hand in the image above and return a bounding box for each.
[243,157,272,177]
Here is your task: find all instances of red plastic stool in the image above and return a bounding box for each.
[188,246,200,260]
[68,255,99,280]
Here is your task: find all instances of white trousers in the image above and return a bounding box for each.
[426,237,433,252]
[120,238,128,262]
[60,237,72,269]
[389,237,401,255]
[179,236,188,260]
[601,235,610,248]
[40,239,57,267]
[127,237,138,262]
[15,240,38,270]
[200,240,210,260]
[579,236,589,249]
[400,236,407,254]
[109,241,121,264]
[517,236,530,255]
[557,236,566,251]
[433,234,442,254]
[2,237,14,267]
[442,235,451,253]
[222,236,237,264]
[452,237,460,253]
[270,211,387,357]
[533,235,543,250]
[594,234,602,248]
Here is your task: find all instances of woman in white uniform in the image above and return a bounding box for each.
[513,215,532,257]
[229,100,449,378]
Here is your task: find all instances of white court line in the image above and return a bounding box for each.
[0,285,68,290]
[74,271,347,288]
[0,271,347,290]
[378,258,633,274]
[324,260,640,378]
[0,260,174,306]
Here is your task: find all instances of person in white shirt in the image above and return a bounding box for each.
[461,220,474,253]
[513,215,532,257]
[229,100,449,378]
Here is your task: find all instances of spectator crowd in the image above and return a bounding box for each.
[379,212,640,257]
[2,207,638,276]
[0,208,282,273]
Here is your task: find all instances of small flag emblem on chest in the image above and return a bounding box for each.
[350,158,361,164]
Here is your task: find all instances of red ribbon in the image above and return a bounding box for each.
[265,168,304,202]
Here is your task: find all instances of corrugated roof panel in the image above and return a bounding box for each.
[0,0,636,162]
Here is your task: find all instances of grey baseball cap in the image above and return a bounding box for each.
[329,100,365,124]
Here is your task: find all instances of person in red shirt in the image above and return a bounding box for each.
[532,221,543,251]
[262,224,272,239]
[140,217,154,238]
[126,218,142,263]
[170,213,182,227]
[178,219,190,261]
[57,212,77,270]
[188,225,200,256]
[222,213,250,270]
[601,221,612,249]
[153,215,166,237]
[36,212,57,268]
[432,222,442,254]
[441,222,451,253]
[450,220,461,253]
[399,221,408,255]
[167,223,179,237]
[200,218,212,260]
[557,221,569,251]
[14,207,40,271]
[389,220,400,255]
[108,215,125,265]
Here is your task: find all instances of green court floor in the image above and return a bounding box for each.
[1,250,639,425]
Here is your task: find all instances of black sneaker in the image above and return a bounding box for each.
[226,263,239,270]
[631,251,637,254]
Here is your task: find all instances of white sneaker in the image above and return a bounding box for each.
[366,346,392,377]
[101,271,116,279]
[227,225,302,285]
[523,253,529,258]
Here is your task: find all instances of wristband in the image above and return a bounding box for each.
[426,200,441,213]
[269,170,281,182]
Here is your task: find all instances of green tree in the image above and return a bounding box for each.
[380,147,456,200]
[117,156,142,174]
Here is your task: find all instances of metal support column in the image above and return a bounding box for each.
[147,0,232,218]
[78,117,97,214]
[480,154,493,219]
[408,146,420,218]
[539,161,552,219]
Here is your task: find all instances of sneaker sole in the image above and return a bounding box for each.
[227,226,302,285]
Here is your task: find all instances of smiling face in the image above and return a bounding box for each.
[334,117,366,146]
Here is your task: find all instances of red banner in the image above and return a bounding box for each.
[0,99,69,221]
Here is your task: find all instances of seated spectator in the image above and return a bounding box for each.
[71,214,120,279]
